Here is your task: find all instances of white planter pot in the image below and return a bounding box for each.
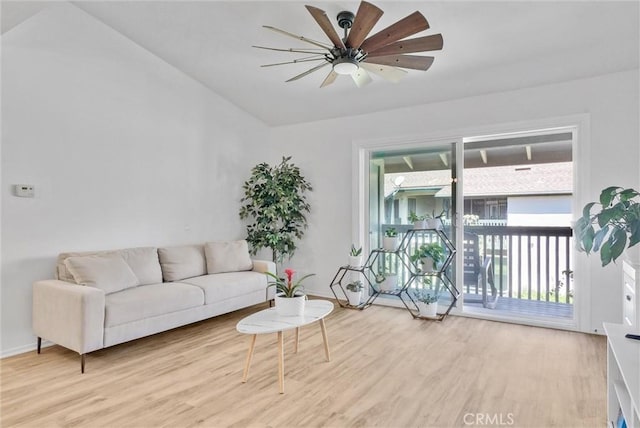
[380,274,397,291]
[346,290,362,306]
[348,255,363,268]
[275,294,306,316]
[417,301,438,318]
[420,257,435,272]
[427,218,442,230]
[413,220,426,229]
[383,236,399,251]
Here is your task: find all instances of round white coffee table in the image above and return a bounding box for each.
[236,299,334,394]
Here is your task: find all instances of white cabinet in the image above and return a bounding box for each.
[604,322,639,428]
[623,261,639,328]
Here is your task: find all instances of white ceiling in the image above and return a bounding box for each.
[2,1,639,126]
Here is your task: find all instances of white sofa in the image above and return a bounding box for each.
[32,240,275,372]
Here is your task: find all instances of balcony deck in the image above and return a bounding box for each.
[462,294,573,320]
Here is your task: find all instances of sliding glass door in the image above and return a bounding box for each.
[362,126,575,324]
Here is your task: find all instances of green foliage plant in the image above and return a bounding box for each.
[384,227,398,238]
[575,186,640,266]
[239,156,312,264]
[350,245,363,256]
[410,242,445,266]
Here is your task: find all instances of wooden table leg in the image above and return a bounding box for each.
[242,334,257,383]
[294,327,300,354]
[319,318,331,362]
[277,331,284,394]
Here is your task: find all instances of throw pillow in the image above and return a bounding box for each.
[205,240,253,274]
[64,254,140,294]
[157,245,207,281]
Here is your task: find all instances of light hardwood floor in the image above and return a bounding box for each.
[1,302,606,427]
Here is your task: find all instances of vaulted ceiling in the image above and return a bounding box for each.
[2,1,639,126]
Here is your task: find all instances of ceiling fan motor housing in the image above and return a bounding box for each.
[337,11,355,29]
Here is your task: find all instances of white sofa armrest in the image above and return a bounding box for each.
[252,259,276,275]
[252,260,276,300]
[33,280,105,354]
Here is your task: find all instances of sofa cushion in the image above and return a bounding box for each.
[118,247,162,285]
[204,240,253,274]
[64,254,140,294]
[180,271,267,304]
[104,283,205,327]
[158,245,206,282]
[57,247,162,286]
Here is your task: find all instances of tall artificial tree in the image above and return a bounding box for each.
[239,156,312,265]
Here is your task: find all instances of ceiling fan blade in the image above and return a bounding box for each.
[263,25,333,50]
[345,1,384,49]
[320,70,339,88]
[305,5,345,49]
[261,57,327,67]
[253,45,330,55]
[365,55,434,71]
[360,11,429,54]
[286,62,330,82]
[360,62,407,83]
[351,67,373,88]
[367,34,443,57]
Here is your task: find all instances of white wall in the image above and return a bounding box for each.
[268,69,640,334]
[1,3,269,355]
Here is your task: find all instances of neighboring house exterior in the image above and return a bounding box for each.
[384,162,573,226]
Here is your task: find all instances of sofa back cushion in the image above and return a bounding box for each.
[64,254,140,294]
[57,247,162,286]
[158,245,207,281]
[205,240,253,274]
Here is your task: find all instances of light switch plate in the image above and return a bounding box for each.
[14,184,35,198]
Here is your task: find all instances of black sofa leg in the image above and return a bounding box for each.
[37,337,41,354]
[80,354,85,374]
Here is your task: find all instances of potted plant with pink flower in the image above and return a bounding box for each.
[266,268,315,316]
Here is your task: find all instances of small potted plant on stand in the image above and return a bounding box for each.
[266,268,314,316]
[375,269,398,292]
[411,242,445,272]
[345,280,364,306]
[426,210,445,230]
[349,245,363,267]
[383,228,399,251]
[413,289,438,318]
[408,212,426,229]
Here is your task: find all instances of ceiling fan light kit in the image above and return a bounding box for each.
[332,57,359,75]
[256,1,443,88]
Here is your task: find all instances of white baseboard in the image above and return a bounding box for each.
[1,339,53,359]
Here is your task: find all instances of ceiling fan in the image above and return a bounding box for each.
[254,1,444,88]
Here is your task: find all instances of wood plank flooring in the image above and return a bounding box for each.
[1,302,606,427]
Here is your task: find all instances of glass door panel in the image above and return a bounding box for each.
[368,143,458,307]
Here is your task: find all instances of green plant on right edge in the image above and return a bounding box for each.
[350,245,362,256]
[575,186,640,266]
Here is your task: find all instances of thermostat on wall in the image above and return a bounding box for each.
[14,184,35,198]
